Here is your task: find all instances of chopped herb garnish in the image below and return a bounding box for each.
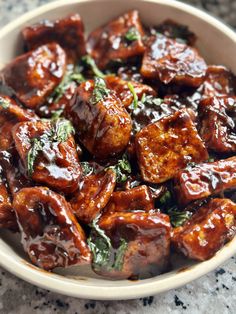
[127,82,138,109]
[142,95,163,107]
[167,206,192,227]
[51,109,63,120]
[125,27,140,42]
[27,138,44,176]
[27,119,75,176]
[87,216,128,271]
[80,162,95,176]
[160,190,172,205]
[0,96,10,109]
[112,238,128,271]
[49,66,85,103]
[53,119,75,143]
[90,77,110,105]
[82,55,105,79]
[87,215,111,268]
[106,154,131,183]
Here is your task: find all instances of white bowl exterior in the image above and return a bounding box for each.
[0,0,236,300]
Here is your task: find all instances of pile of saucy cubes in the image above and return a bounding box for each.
[0,10,236,280]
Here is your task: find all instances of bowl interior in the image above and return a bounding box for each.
[0,0,236,300]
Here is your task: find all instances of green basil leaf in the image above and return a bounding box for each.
[0,96,10,109]
[81,55,105,79]
[106,154,131,183]
[125,27,140,42]
[27,119,75,176]
[90,77,110,105]
[167,206,192,228]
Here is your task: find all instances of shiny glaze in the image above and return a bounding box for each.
[87,10,145,69]
[198,65,236,99]
[135,110,209,183]
[104,185,154,214]
[105,75,156,108]
[96,211,171,279]
[37,81,77,118]
[199,96,236,153]
[13,187,91,270]
[12,120,82,194]
[0,11,236,279]
[22,14,86,62]
[70,169,116,224]
[0,43,66,109]
[141,34,207,86]
[175,156,236,206]
[0,95,37,198]
[66,79,132,159]
[172,198,236,260]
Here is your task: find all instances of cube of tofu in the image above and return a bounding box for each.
[179,65,236,110]
[0,95,38,194]
[66,79,132,159]
[135,110,208,184]
[199,65,236,99]
[174,157,236,206]
[22,14,86,62]
[172,198,236,261]
[13,187,91,270]
[141,35,207,87]
[199,96,236,153]
[12,119,82,194]
[105,75,156,108]
[70,169,116,224]
[87,10,145,69]
[92,211,171,279]
[0,43,66,109]
[104,185,154,214]
[0,165,16,230]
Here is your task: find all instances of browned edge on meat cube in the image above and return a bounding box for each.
[13,187,91,270]
[172,198,236,261]
[174,156,236,206]
[135,109,209,184]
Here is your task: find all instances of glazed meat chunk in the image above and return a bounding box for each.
[87,10,145,69]
[0,165,16,230]
[66,78,132,158]
[140,34,207,87]
[199,96,236,153]
[12,119,82,194]
[198,65,236,99]
[154,19,197,45]
[89,211,171,279]
[0,43,66,109]
[0,95,37,154]
[104,185,154,214]
[13,187,91,270]
[172,198,236,261]
[175,157,236,206]
[105,75,156,108]
[22,14,86,62]
[0,95,37,194]
[70,169,116,224]
[135,110,209,184]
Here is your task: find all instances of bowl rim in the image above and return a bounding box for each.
[0,0,236,300]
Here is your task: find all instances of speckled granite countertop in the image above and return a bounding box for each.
[0,0,236,313]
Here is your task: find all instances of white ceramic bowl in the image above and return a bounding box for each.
[0,0,236,301]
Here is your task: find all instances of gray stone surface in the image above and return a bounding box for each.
[0,0,236,313]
